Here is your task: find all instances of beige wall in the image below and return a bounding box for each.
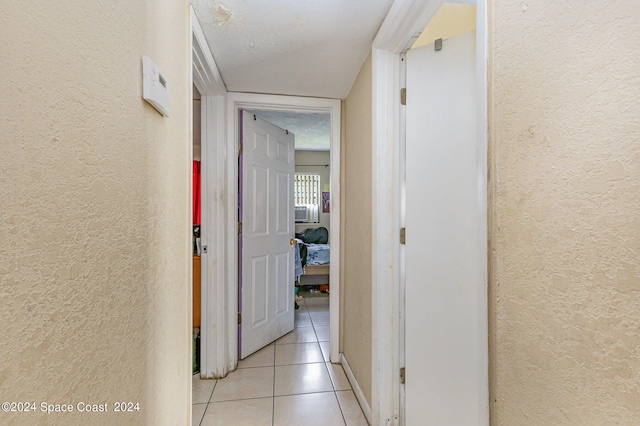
[489,1,640,424]
[341,52,373,405]
[295,150,330,234]
[412,3,476,49]
[0,1,191,425]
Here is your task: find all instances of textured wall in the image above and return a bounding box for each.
[341,52,373,405]
[489,1,640,424]
[294,150,331,234]
[0,1,191,425]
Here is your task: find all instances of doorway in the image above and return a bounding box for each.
[404,8,480,425]
[225,93,342,370]
[238,109,333,360]
[371,0,489,424]
[191,10,342,381]
[197,104,353,423]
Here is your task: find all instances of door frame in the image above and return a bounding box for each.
[371,0,489,424]
[191,8,231,379]
[227,92,342,367]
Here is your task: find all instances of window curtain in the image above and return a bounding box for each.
[306,203,319,223]
[193,161,201,225]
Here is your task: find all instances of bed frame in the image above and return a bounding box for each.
[304,264,330,276]
[298,264,330,286]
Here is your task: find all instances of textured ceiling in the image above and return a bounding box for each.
[191,0,394,99]
[249,110,330,151]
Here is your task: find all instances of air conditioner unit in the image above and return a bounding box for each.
[295,205,309,223]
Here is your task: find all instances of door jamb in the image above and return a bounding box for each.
[227,92,342,367]
[371,0,489,424]
[191,8,231,379]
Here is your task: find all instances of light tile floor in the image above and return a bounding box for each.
[192,292,369,426]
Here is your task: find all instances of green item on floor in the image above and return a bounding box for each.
[193,328,200,375]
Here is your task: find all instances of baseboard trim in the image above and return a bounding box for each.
[340,353,372,425]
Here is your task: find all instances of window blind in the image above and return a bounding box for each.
[294,174,320,205]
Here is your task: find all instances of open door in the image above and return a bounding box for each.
[239,110,296,359]
[405,30,484,423]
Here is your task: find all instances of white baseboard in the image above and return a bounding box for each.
[340,353,372,425]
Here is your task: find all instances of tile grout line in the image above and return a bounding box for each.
[273,390,337,398]
[198,378,217,426]
[274,361,328,368]
[334,390,349,426]
[209,395,273,403]
[316,297,343,424]
[274,340,316,346]
[272,342,276,426]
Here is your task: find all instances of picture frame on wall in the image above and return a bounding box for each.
[322,192,330,213]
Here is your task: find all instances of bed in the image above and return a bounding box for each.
[303,244,330,279]
[294,228,330,288]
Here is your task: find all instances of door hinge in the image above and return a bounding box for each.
[238,313,242,324]
[400,367,406,384]
[400,227,406,245]
[238,143,243,156]
[435,38,443,51]
[238,222,242,234]
[400,88,406,106]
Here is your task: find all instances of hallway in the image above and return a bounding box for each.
[192,292,367,425]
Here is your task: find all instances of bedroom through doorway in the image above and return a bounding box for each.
[189,96,357,424]
[240,109,333,359]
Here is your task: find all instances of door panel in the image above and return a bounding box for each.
[251,256,268,326]
[405,30,483,425]
[275,172,290,233]
[275,252,290,315]
[252,167,269,235]
[240,111,295,359]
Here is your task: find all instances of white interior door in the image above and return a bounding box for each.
[405,30,484,424]
[240,111,295,359]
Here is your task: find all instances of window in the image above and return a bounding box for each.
[294,173,320,205]
[294,173,320,223]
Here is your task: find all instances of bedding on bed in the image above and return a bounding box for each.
[294,240,304,281]
[305,244,330,265]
